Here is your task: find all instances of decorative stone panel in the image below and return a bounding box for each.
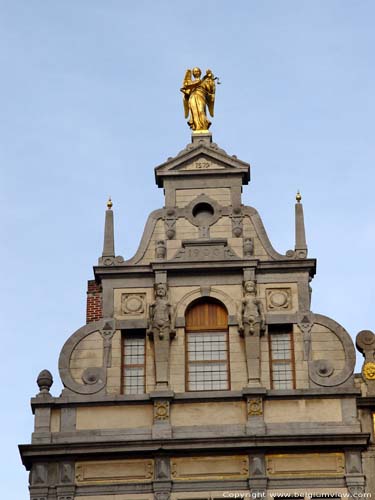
[266,453,345,477]
[154,400,170,421]
[121,293,146,316]
[247,398,263,416]
[171,456,249,480]
[75,459,154,484]
[266,288,292,311]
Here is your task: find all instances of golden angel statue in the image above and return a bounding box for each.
[180,67,217,131]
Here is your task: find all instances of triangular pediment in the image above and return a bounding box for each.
[154,136,250,187]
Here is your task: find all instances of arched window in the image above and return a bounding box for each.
[185,299,230,391]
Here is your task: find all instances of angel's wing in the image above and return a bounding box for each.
[207,91,215,117]
[182,69,192,118]
[182,69,192,86]
[205,72,215,117]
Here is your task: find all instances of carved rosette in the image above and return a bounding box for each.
[247,398,263,416]
[154,400,170,422]
[363,362,375,380]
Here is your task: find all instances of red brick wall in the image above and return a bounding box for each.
[86,280,102,323]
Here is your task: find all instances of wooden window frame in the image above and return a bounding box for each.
[185,299,231,392]
[121,330,146,395]
[268,324,296,390]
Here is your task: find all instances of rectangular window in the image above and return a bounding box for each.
[122,332,145,394]
[187,331,229,391]
[269,325,295,389]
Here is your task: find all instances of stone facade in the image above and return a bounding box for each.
[19,132,374,499]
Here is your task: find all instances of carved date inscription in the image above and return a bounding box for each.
[188,246,223,260]
[174,241,238,261]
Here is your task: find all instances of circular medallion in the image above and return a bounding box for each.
[357,330,375,346]
[125,296,143,313]
[269,291,288,308]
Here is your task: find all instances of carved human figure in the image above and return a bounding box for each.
[155,240,167,260]
[243,237,254,257]
[181,67,216,131]
[239,280,265,337]
[239,280,265,387]
[147,283,175,390]
[147,283,175,340]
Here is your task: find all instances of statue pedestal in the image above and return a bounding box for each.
[191,131,212,144]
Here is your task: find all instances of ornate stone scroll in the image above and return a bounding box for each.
[308,314,355,388]
[58,319,116,395]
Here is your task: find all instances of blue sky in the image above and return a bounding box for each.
[1,1,375,497]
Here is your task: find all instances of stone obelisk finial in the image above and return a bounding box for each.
[294,191,307,259]
[102,197,115,258]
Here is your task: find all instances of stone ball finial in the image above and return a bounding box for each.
[37,369,53,394]
[356,330,375,355]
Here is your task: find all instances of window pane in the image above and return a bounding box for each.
[187,332,229,391]
[270,330,294,390]
[122,334,145,394]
